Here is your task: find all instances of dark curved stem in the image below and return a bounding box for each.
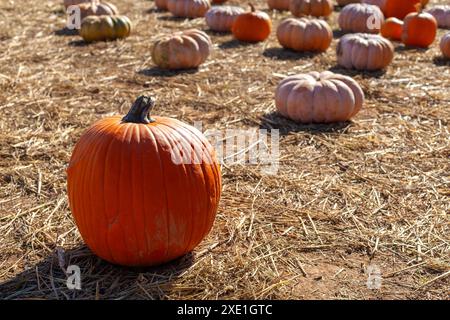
[249,3,255,12]
[122,95,156,124]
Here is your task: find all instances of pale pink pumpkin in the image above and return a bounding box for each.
[337,33,394,70]
[275,71,364,123]
[338,3,384,34]
[167,0,211,18]
[152,29,212,70]
[427,6,450,29]
[205,6,244,32]
[277,18,332,52]
[290,0,333,18]
[440,33,450,58]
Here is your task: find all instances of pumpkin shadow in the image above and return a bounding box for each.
[205,30,232,38]
[262,47,321,61]
[218,39,255,49]
[433,56,450,66]
[54,27,79,36]
[260,112,353,136]
[0,245,195,299]
[332,29,346,39]
[146,7,165,14]
[394,45,429,53]
[328,65,387,79]
[138,67,199,77]
[68,39,89,47]
[157,15,196,22]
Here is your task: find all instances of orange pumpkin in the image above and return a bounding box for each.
[338,3,385,34]
[381,17,403,41]
[290,0,333,18]
[167,0,210,18]
[337,33,394,70]
[277,18,332,52]
[440,33,450,58]
[275,71,364,123]
[232,4,272,42]
[67,96,222,267]
[402,11,437,48]
[384,0,427,20]
[267,0,290,11]
[152,29,212,70]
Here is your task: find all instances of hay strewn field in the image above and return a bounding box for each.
[0,0,449,299]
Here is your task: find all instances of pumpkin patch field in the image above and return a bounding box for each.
[0,0,449,299]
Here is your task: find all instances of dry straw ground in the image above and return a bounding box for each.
[0,0,449,299]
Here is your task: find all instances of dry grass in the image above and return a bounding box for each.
[0,0,449,299]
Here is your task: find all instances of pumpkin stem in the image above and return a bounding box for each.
[122,95,156,124]
[249,3,255,12]
[416,0,427,12]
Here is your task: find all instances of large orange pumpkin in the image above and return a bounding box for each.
[402,11,437,48]
[67,96,222,266]
[232,4,272,42]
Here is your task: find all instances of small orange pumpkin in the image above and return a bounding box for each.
[277,18,332,52]
[232,4,272,42]
[402,11,437,48]
[290,0,333,18]
[275,71,364,123]
[381,17,403,41]
[440,33,450,58]
[67,96,222,267]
